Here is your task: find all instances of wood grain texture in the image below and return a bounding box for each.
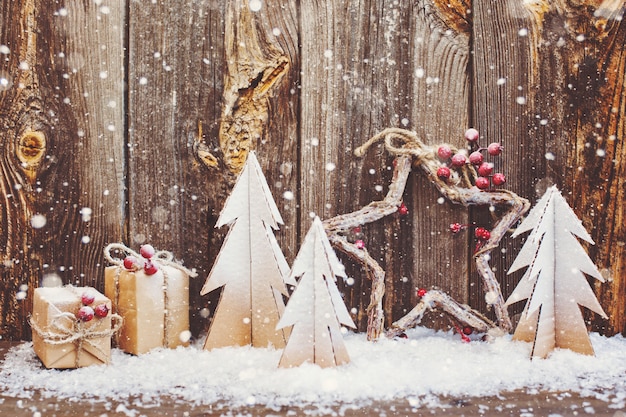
[470,0,541,323]
[298,1,430,330]
[0,0,124,340]
[127,0,299,337]
[126,0,223,337]
[524,1,626,335]
[408,1,472,322]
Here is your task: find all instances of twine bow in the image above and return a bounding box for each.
[104,243,196,348]
[30,310,123,368]
[104,243,198,277]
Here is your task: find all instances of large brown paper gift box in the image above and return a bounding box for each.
[32,287,113,369]
[105,265,189,355]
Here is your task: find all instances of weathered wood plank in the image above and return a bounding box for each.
[128,0,299,337]
[407,1,472,324]
[299,1,418,330]
[0,0,125,340]
[473,0,625,336]
[470,0,541,324]
[523,0,626,335]
[127,0,223,337]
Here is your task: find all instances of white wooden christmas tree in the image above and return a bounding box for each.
[505,185,608,358]
[276,216,356,368]
[201,151,296,350]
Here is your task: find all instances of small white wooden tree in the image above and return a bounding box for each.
[201,151,295,350]
[505,185,608,358]
[277,216,356,368]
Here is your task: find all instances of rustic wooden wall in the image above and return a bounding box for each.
[0,0,623,341]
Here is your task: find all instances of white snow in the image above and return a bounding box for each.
[1,328,625,414]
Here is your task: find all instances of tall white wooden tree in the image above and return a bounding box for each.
[276,216,356,368]
[505,185,608,358]
[201,151,296,350]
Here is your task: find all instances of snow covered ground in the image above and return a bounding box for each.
[1,327,625,415]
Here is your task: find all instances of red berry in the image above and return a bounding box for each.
[144,260,159,275]
[398,202,409,216]
[449,222,463,233]
[464,128,480,143]
[469,151,484,166]
[487,142,503,156]
[353,226,362,234]
[81,292,95,306]
[417,288,427,297]
[77,306,95,322]
[477,162,494,177]
[437,145,452,160]
[475,227,491,240]
[139,244,156,259]
[450,153,467,167]
[475,177,490,189]
[462,326,473,336]
[355,239,365,249]
[123,255,140,270]
[437,166,451,180]
[94,304,110,318]
[492,173,507,186]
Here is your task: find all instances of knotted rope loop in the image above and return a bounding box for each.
[30,311,123,367]
[103,243,196,348]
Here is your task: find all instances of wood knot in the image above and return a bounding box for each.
[16,130,46,182]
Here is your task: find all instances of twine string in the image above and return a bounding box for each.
[30,311,123,367]
[103,243,196,348]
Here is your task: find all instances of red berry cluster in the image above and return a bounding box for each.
[77,291,109,322]
[436,128,506,190]
[449,223,492,252]
[123,244,159,276]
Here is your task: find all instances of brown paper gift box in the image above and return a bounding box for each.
[31,286,114,369]
[105,264,190,355]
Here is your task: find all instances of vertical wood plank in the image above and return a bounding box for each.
[524,1,626,335]
[127,0,222,337]
[128,0,299,337]
[408,1,472,321]
[0,0,125,340]
[300,1,417,329]
[471,0,540,322]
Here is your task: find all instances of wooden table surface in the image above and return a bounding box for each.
[0,342,623,417]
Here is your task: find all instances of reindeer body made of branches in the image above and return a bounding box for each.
[322,128,531,341]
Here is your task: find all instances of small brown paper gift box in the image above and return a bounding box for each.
[31,286,118,369]
[104,244,196,355]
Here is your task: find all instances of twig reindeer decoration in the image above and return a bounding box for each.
[322,128,530,341]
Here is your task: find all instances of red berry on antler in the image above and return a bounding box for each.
[469,151,484,166]
[355,239,365,249]
[475,227,491,241]
[492,173,507,186]
[464,128,480,143]
[477,162,494,177]
[437,145,452,160]
[450,153,467,167]
[487,142,503,156]
[475,177,490,189]
[449,222,464,233]
[398,202,409,216]
[417,288,427,298]
[437,166,451,180]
